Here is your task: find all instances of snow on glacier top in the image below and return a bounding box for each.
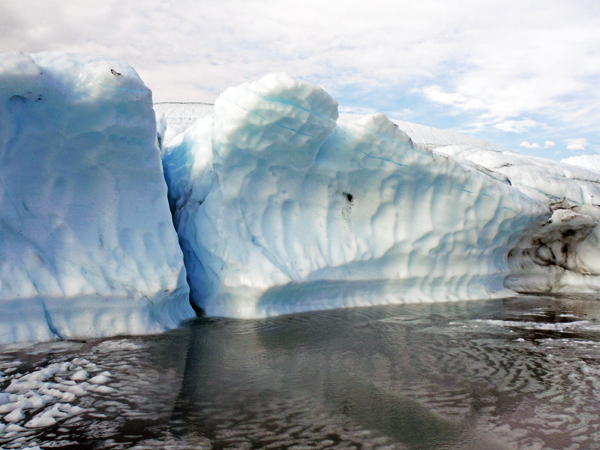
[155,101,512,154]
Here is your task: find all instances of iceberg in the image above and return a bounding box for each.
[161,73,554,318]
[161,74,600,308]
[0,52,194,344]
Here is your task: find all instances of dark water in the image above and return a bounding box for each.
[3,295,600,449]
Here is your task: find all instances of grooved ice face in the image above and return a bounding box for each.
[0,52,193,344]
[161,72,549,319]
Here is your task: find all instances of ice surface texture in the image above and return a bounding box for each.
[162,73,551,318]
[155,102,214,144]
[435,146,600,293]
[0,52,193,344]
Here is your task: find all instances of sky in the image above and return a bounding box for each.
[2,0,599,160]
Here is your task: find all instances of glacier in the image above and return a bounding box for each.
[562,154,600,175]
[0,52,194,344]
[161,72,563,319]
[434,146,600,293]
[3,52,600,344]
[161,74,600,318]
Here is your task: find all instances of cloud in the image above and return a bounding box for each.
[0,0,599,159]
[520,141,540,149]
[494,119,540,133]
[423,86,469,107]
[519,140,556,150]
[567,138,588,152]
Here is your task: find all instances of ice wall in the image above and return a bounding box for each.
[0,52,194,343]
[437,146,600,205]
[162,73,550,318]
[159,89,600,300]
[432,147,600,294]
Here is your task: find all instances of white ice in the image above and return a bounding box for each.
[155,102,214,144]
[562,154,600,175]
[3,51,600,340]
[431,147,600,294]
[0,52,194,344]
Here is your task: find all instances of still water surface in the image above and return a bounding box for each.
[2,295,600,449]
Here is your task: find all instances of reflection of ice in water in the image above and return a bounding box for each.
[0,336,190,449]
[2,295,600,449]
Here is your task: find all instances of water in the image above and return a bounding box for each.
[3,295,600,449]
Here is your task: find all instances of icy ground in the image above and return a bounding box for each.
[3,295,600,449]
[562,155,600,174]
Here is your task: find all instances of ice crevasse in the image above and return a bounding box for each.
[161,72,561,319]
[0,52,194,344]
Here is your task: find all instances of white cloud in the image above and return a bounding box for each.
[520,141,540,149]
[519,140,556,150]
[423,86,469,107]
[0,0,599,154]
[567,138,588,152]
[494,119,539,133]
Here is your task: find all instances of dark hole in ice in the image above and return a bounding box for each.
[343,192,353,202]
[9,95,26,104]
[111,69,122,77]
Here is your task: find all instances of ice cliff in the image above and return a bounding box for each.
[161,74,600,317]
[0,52,194,344]
[161,73,556,319]
[435,146,600,293]
[4,52,600,344]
